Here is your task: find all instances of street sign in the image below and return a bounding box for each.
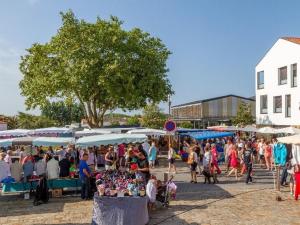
[164,120,176,132]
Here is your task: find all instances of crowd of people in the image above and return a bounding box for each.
[1,133,299,201]
[178,134,298,198]
[0,140,164,201]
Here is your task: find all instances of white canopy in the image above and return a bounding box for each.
[0,129,31,138]
[75,129,112,138]
[277,134,300,145]
[32,137,75,147]
[76,133,147,147]
[127,128,167,136]
[275,127,300,135]
[257,127,278,134]
[0,138,14,147]
[29,127,73,135]
[240,125,258,132]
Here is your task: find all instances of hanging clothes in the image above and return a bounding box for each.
[273,143,287,166]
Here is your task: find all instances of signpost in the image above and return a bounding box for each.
[164,120,176,133]
[164,119,176,152]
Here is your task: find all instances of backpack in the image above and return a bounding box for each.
[33,177,49,206]
[187,153,194,165]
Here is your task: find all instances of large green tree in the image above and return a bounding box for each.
[232,102,254,126]
[41,101,84,126]
[141,104,167,129]
[19,10,173,127]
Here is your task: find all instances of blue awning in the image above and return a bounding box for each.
[188,131,234,140]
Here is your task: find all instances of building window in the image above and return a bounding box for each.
[257,71,264,89]
[285,95,291,117]
[273,96,282,113]
[260,95,267,114]
[278,66,287,85]
[291,64,297,87]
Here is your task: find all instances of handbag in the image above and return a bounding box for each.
[187,153,194,165]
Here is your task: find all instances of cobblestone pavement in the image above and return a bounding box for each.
[0,161,299,225]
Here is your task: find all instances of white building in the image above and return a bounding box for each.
[256,37,300,126]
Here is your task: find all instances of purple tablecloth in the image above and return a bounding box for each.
[91,194,149,225]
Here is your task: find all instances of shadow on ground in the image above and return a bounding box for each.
[0,196,88,217]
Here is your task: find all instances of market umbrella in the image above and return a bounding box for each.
[257,127,277,134]
[32,137,75,147]
[127,128,167,136]
[277,134,300,145]
[275,127,300,135]
[76,133,147,147]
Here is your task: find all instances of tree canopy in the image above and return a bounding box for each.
[17,112,57,129]
[232,102,254,126]
[141,104,167,129]
[19,10,173,127]
[41,101,84,126]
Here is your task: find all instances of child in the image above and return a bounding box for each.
[202,146,211,184]
[210,163,219,184]
[146,175,157,210]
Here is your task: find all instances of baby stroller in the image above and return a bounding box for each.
[156,175,176,207]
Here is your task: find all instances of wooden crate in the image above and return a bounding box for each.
[51,189,62,198]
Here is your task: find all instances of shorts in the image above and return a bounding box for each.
[190,162,198,172]
[149,160,155,165]
[259,155,265,160]
[169,158,175,164]
[105,165,115,170]
[290,175,294,184]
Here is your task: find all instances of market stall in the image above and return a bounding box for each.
[188,131,235,140]
[32,137,75,147]
[257,126,278,134]
[127,128,166,136]
[239,125,258,132]
[29,127,74,137]
[207,125,238,132]
[92,195,148,225]
[75,129,112,138]
[12,137,37,146]
[277,134,300,145]
[0,129,31,139]
[76,134,147,147]
[2,178,82,193]
[276,127,300,135]
[92,170,148,225]
[0,138,14,148]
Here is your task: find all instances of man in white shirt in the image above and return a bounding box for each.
[35,157,47,177]
[57,146,66,161]
[4,150,13,167]
[0,153,11,182]
[142,141,151,155]
[46,155,59,179]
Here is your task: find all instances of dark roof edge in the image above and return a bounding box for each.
[171,94,255,108]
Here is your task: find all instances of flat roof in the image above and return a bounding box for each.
[172,94,255,108]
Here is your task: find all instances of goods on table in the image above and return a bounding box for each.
[95,171,146,197]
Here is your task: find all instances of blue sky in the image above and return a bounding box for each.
[1,0,300,115]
